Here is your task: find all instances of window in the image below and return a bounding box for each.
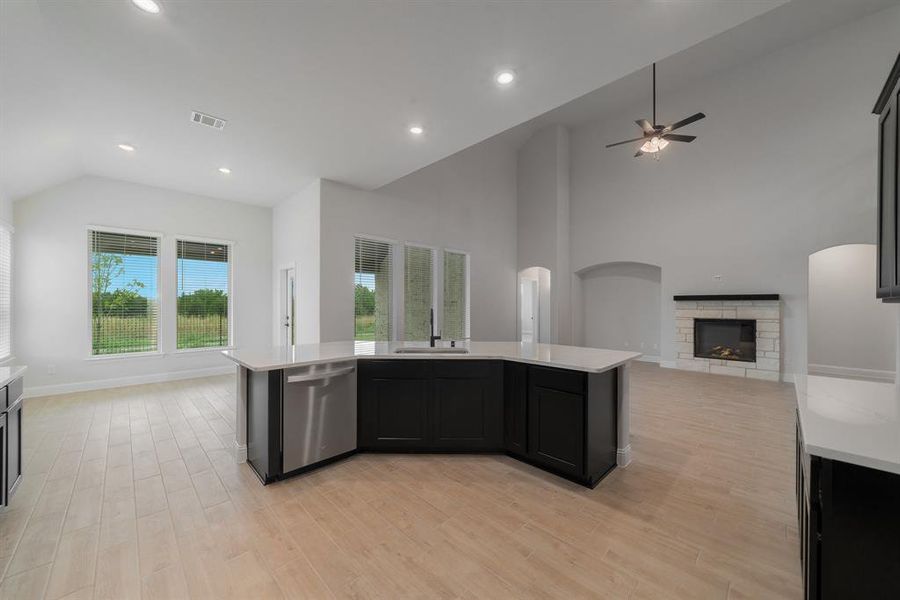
[176,240,231,349]
[442,250,469,341]
[404,245,433,341]
[354,237,393,341]
[90,230,160,355]
[0,224,11,360]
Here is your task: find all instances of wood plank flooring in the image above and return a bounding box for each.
[0,363,800,599]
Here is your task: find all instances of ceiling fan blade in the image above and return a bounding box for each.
[663,134,696,143]
[606,136,647,148]
[664,112,706,132]
[634,149,644,158]
[635,119,654,134]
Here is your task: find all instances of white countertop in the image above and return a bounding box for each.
[222,341,641,374]
[796,374,900,475]
[0,365,27,390]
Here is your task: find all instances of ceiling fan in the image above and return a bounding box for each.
[606,63,705,158]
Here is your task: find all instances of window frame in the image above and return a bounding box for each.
[173,234,235,353]
[85,225,163,360]
[441,247,471,342]
[401,241,439,342]
[0,220,13,363]
[353,234,470,342]
[353,234,401,342]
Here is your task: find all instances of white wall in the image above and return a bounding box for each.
[579,262,661,358]
[0,190,12,224]
[272,179,321,345]
[567,6,900,379]
[316,136,519,343]
[808,244,896,379]
[517,124,572,344]
[14,176,272,394]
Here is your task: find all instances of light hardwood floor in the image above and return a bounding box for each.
[0,362,800,599]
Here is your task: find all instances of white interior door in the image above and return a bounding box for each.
[282,267,296,347]
[520,279,538,343]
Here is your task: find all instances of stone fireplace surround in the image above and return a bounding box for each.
[672,294,781,381]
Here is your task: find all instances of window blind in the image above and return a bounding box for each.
[443,250,468,341]
[404,245,433,341]
[354,237,393,341]
[177,240,230,349]
[0,224,11,360]
[90,230,159,355]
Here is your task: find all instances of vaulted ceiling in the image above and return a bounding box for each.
[2,0,792,205]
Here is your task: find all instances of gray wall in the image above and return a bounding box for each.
[808,244,896,378]
[567,6,900,378]
[579,262,661,358]
[15,176,272,394]
[517,125,572,344]
[317,136,519,343]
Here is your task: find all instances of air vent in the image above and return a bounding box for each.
[190,111,227,130]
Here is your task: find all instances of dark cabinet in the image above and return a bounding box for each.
[528,373,585,477]
[503,361,528,457]
[1,376,23,507]
[875,53,900,301]
[358,360,431,449]
[431,361,502,450]
[526,366,618,486]
[796,414,900,599]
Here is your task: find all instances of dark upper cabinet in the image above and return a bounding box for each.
[875,53,900,301]
[431,361,502,450]
[503,361,528,457]
[358,360,431,449]
[527,366,586,477]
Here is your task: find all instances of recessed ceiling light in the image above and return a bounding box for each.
[218,167,231,174]
[132,0,161,14]
[408,125,424,136]
[495,70,516,86]
[117,143,135,152]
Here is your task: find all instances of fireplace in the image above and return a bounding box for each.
[693,319,756,363]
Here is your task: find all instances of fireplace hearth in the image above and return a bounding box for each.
[693,319,756,363]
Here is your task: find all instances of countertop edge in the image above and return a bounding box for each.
[0,365,27,389]
[222,351,642,374]
[794,378,900,476]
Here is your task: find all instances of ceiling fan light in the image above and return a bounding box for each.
[640,136,669,153]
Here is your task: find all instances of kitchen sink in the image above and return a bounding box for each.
[393,347,470,354]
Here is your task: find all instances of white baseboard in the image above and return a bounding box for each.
[616,445,632,467]
[659,360,677,369]
[807,364,895,382]
[233,440,248,464]
[24,365,235,398]
[636,355,660,364]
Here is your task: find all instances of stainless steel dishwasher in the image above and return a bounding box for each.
[281,361,357,474]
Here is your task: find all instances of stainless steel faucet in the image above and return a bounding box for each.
[429,308,441,347]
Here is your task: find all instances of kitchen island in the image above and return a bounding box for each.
[223,341,640,488]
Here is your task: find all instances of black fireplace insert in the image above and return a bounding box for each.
[694,319,756,362]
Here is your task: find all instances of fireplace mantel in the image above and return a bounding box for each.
[673,294,779,301]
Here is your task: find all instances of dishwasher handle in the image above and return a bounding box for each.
[285,365,355,384]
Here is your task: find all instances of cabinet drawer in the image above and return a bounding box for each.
[360,360,430,379]
[529,366,585,396]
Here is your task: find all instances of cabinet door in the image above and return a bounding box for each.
[528,384,584,477]
[431,361,501,450]
[0,411,6,507]
[5,398,22,500]
[358,361,431,449]
[878,91,897,297]
[503,362,528,456]
[894,83,900,297]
